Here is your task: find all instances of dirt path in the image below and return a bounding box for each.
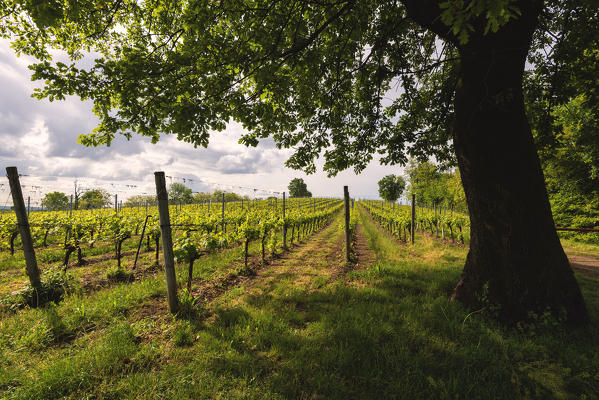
[564,250,599,278]
[353,222,375,268]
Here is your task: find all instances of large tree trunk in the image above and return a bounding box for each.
[403,0,588,324]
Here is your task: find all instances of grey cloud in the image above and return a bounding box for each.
[215,152,271,174]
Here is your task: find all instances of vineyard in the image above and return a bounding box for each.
[360,200,470,244]
[1,178,599,399]
[0,182,342,307]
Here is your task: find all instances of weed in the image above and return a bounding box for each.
[1,267,77,310]
[173,323,194,347]
[106,266,134,282]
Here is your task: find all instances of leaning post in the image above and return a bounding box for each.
[154,171,179,314]
[6,167,41,290]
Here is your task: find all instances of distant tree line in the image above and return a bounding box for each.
[123,184,252,207]
[41,189,112,210]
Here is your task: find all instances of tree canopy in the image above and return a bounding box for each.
[405,161,466,211]
[288,178,312,198]
[124,195,156,208]
[524,6,599,230]
[0,0,531,175]
[41,191,69,211]
[79,189,112,209]
[168,183,193,204]
[0,1,594,177]
[377,175,405,203]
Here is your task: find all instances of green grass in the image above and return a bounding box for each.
[0,209,598,399]
[560,237,599,258]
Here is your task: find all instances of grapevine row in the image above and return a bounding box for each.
[360,200,470,243]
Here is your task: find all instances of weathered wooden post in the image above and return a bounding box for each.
[344,186,351,262]
[411,194,416,244]
[69,194,73,217]
[434,204,438,237]
[283,192,287,249]
[221,192,226,233]
[6,167,41,291]
[114,194,118,214]
[154,171,179,314]
[27,196,31,217]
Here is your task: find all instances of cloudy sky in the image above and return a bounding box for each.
[0,39,405,207]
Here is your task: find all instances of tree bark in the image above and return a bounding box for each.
[403,0,588,324]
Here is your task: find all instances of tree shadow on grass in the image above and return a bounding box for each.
[195,265,599,399]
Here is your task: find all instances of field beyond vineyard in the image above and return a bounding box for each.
[1,202,599,399]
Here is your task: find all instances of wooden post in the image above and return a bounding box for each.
[283,192,287,249]
[434,204,438,237]
[27,196,30,217]
[221,192,225,233]
[344,186,351,262]
[69,194,73,217]
[114,194,118,214]
[6,167,41,290]
[411,194,416,244]
[145,199,148,215]
[154,171,179,314]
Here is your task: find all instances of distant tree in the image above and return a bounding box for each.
[41,191,69,211]
[406,161,446,207]
[445,170,467,213]
[191,191,250,203]
[124,195,156,208]
[168,183,193,204]
[193,192,212,203]
[79,189,112,209]
[288,178,312,198]
[377,175,406,203]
